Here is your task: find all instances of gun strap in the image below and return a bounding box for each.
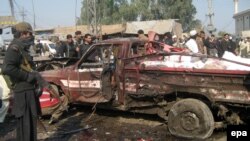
[18,46,34,72]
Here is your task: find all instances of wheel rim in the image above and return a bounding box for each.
[180,112,199,131]
[168,99,214,139]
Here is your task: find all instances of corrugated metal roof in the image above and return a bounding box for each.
[125,20,181,34]
[0,16,17,27]
[53,24,126,35]
[45,20,183,37]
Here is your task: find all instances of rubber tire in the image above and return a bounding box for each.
[168,98,214,139]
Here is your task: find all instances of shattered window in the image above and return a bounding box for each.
[82,46,102,63]
[82,44,114,63]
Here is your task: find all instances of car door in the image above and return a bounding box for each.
[76,43,116,103]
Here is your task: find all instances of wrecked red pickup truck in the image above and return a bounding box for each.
[40,37,250,139]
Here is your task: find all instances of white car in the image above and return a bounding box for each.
[0,36,5,51]
[35,40,57,56]
[0,69,11,123]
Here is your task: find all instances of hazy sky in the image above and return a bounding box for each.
[0,0,250,34]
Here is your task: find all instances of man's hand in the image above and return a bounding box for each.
[76,46,80,52]
[27,72,37,83]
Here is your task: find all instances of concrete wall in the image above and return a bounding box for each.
[234,9,250,37]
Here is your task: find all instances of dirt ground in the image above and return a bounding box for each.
[0,105,227,141]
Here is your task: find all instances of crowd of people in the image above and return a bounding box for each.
[33,28,250,60]
[138,29,250,58]
[33,31,94,58]
[54,32,93,58]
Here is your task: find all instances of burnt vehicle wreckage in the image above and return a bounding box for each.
[35,34,250,139]
[1,33,250,139]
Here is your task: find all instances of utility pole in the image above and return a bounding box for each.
[31,0,36,30]
[206,0,216,34]
[20,7,26,22]
[75,0,78,31]
[8,0,15,18]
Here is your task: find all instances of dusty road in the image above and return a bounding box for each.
[0,105,226,141]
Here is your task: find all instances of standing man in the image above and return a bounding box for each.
[196,31,207,54]
[228,36,237,54]
[63,34,76,57]
[75,31,83,56]
[163,32,174,46]
[75,30,83,47]
[2,22,41,141]
[137,29,148,41]
[206,34,218,57]
[35,39,44,56]
[78,33,93,58]
[219,33,234,57]
[185,30,199,53]
[239,38,248,57]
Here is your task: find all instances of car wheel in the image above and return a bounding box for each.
[168,98,214,139]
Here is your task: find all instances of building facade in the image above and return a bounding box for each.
[234,9,250,37]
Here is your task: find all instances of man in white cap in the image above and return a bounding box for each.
[185,30,199,53]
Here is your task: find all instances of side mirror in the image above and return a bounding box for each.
[0,28,2,34]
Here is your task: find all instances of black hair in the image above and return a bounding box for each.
[75,31,81,35]
[164,32,172,38]
[66,34,73,39]
[137,29,144,34]
[84,33,91,38]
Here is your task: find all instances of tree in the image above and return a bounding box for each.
[79,0,200,31]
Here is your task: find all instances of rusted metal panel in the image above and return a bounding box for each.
[122,53,250,105]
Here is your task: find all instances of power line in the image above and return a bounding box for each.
[13,0,53,28]
[221,19,234,32]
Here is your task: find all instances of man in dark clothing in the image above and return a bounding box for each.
[75,31,83,57]
[55,37,64,57]
[229,36,237,54]
[218,33,234,57]
[205,34,218,57]
[78,33,92,58]
[75,30,83,47]
[63,34,76,57]
[35,39,44,56]
[163,32,174,46]
[2,22,41,141]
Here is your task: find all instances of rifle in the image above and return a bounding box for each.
[20,55,68,112]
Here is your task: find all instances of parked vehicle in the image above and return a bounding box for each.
[0,35,4,52]
[0,27,14,52]
[0,68,11,123]
[35,40,57,56]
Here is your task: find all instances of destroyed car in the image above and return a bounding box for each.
[40,36,250,139]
